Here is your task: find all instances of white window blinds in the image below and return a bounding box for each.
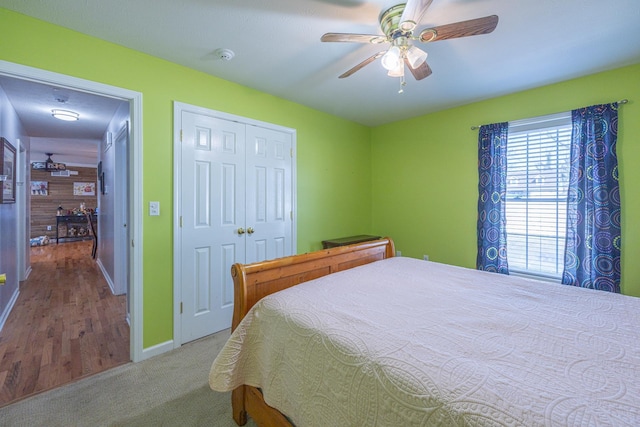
[506,112,572,280]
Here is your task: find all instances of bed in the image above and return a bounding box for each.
[209,237,640,426]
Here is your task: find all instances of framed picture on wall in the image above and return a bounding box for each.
[31,181,49,195]
[0,137,17,204]
[74,182,96,196]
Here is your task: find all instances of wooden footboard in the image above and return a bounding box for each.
[229,237,395,426]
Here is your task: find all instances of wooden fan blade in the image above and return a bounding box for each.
[399,0,434,31]
[339,51,385,78]
[420,15,499,42]
[404,57,432,80]
[321,33,387,44]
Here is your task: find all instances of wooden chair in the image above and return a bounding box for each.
[85,212,98,259]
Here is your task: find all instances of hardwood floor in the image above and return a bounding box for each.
[0,241,129,407]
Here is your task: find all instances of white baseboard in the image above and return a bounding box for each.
[23,266,32,281]
[140,340,174,361]
[0,288,20,333]
[96,258,116,295]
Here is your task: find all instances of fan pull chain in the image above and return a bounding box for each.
[398,75,406,94]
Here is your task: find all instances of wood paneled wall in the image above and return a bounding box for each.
[30,167,98,239]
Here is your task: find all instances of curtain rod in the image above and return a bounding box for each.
[470,99,629,130]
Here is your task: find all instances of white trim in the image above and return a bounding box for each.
[174,102,298,134]
[140,339,174,361]
[16,139,28,282]
[97,258,116,295]
[129,85,144,363]
[113,123,130,296]
[509,111,571,133]
[173,103,182,348]
[172,101,297,348]
[0,60,145,363]
[0,288,20,333]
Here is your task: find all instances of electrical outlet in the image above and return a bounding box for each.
[396,250,402,257]
[423,255,429,261]
[149,201,160,216]
[47,225,52,231]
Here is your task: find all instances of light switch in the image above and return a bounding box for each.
[149,201,160,216]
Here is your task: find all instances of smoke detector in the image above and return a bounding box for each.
[214,48,235,61]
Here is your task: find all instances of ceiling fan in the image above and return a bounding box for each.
[321,0,498,89]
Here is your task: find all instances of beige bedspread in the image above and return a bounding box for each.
[209,257,640,426]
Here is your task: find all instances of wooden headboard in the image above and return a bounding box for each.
[230,237,395,331]
[229,237,395,426]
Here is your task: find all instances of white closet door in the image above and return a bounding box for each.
[180,111,246,342]
[177,105,295,344]
[244,125,293,264]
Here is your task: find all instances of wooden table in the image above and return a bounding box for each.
[56,214,97,244]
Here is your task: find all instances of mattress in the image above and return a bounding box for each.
[209,257,640,426]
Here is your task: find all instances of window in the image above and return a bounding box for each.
[505,113,571,281]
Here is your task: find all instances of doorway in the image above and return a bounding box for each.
[0,61,143,363]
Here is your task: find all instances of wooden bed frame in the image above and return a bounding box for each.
[229,237,395,426]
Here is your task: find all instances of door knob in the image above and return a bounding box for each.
[247,227,254,235]
[237,227,245,235]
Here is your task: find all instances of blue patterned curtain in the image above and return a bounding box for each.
[477,122,509,274]
[562,103,621,293]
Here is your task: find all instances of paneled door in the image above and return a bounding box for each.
[178,109,294,344]
[244,125,293,263]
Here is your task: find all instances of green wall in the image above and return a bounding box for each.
[2,8,638,351]
[371,63,640,297]
[0,9,373,347]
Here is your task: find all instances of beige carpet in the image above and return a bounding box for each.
[0,329,257,427]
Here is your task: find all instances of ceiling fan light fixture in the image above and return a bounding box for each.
[387,63,404,77]
[321,1,499,88]
[381,46,401,71]
[51,109,79,121]
[406,45,428,69]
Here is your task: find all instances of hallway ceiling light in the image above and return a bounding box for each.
[51,109,79,121]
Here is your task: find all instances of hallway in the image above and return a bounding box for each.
[0,241,129,407]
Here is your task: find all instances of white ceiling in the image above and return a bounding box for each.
[0,0,639,134]
[0,75,125,165]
